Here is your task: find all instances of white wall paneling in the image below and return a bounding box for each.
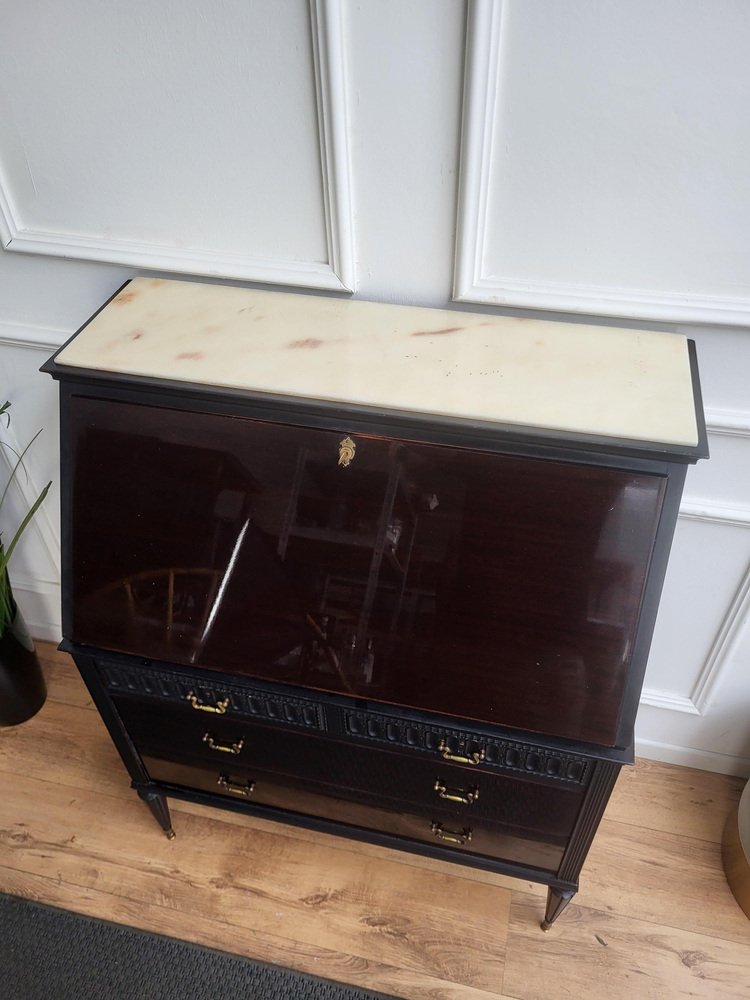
[634,737,750,779]
[0,321,69,352]
[641,515,750,715]
[344,0,466,305]
[689,558,750,715]
[704,408,750,438]
[637,414,750,775]
[685,413,750,516]
[310,0,356,292]
[455,0,750,324]
[669,424,750,763]
[0,0,355,291]
[4,577,61,645]
[0,340,62,640]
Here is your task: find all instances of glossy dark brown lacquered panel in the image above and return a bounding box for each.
[70,396,665,746]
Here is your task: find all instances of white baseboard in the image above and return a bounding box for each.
[636,737,750,778]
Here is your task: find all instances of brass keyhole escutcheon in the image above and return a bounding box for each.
[338,436,356,467]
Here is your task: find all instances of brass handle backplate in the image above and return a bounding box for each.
[437,739,485,766]
[187,691,230,714]
[203,733,244,755]
[434,779,479,806]
[217,774,255,797]
[338,436,356,467]
[431,821,472,845]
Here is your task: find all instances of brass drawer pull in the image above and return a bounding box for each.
[434,779,479,806]
[186,691,230,714]
[203,733,244,755]
[217,774,255,797]
[437,739,485,766]
[431,821,472,845]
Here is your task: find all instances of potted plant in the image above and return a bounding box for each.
[0,401,51,726]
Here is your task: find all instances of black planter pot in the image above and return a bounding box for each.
[0,599,47,727]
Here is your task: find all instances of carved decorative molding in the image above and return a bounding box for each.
[344,710,591,785]
[99,661,327,732]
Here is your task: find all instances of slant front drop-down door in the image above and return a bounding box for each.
[68,396,666,746]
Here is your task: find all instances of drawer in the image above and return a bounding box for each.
[97,658,594,789]
[144,754,567,873]
[113,693,584,838]
[98,658,327,733]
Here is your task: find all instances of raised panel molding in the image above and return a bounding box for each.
[678,500,750,530]
[704,407,750,439]
[677,409,750,531]
[689,559,750,714]
[0,320,69,352]
[310,0,356,293]
[641,488,750,716]
[454,0,750,325]
[638,689,701,715]
[641,410,750,715]
[0,0,355,293]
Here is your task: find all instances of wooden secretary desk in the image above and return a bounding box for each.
[43,277,707,930]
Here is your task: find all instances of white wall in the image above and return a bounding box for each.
[1,0,748,774]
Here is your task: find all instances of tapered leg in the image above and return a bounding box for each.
[137,788,176,839]
[541,887,575,930]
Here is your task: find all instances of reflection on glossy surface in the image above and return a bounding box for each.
[70,397,665,745]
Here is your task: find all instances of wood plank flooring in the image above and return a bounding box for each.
[1,644,749,999]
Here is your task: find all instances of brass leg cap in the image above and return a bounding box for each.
[166,829,176,840]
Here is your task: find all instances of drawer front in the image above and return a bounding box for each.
[97,658,594,789]
[98,658,327,733]
[113,693,584,838]
[144,755,566,873]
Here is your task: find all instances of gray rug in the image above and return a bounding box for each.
[0,892,397,1000]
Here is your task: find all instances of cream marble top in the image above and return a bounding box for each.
[54,277,700,448]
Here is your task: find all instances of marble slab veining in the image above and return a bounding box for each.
[54,277,700,447]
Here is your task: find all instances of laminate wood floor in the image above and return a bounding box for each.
[1,645,749,1000]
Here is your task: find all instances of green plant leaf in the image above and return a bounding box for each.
[0,403,52,634]
[0,479,52,575]
[0,427,43,516]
